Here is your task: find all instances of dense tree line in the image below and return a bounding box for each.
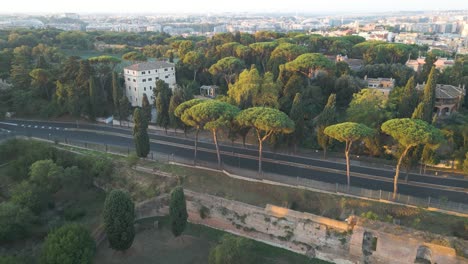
[0,28,466,178]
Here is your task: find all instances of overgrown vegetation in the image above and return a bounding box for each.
[0,139,108,260]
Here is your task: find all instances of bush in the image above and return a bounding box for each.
[361,211,379,221]
[0,202,35,244]
[126,153,139,168]
[452,220,468,240]
[208,234,258,264]
[29,160,63,193]
[0,255,30,264]
[103,190,135,251]
[0,139,56,179]
[91,158,113,179]
[199,205,210,219]
[10,181,51,214]
[40,223,95,264]
[63,206,86,221]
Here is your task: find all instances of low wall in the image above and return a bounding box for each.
[129,190,466,264]
[349,220,466,264]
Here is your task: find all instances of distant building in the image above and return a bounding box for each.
[405,57,454,72]
[61,13,80,19]
[199,85,218,98]
[213,25,227,33]
[335,54,364,71]
[364,76,395,96]
[405,57,426,72]
[124,61,176,107]
[147,24,162,32]
[416,83,466,116]
[433,58,455,72]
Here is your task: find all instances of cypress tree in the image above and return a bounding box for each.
[141,93,152,123]
[112,72,121,114]
[119,95,130,125]
[88,77,97,121]
[133,108,150,157]
[316,94,338,158]
[76,60,92,90]
[398,76,418,118]
[103,190,135,251]
[154,80,172,132]
[412,67,437,123]
[289,93,305,153]
[169,186,188,237]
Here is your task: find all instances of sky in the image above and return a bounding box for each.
[2,0,468,14]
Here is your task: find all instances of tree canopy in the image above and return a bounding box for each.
[40,223,95,264]
[325,122,374,186]
[236,107,294,174]
[381,118,444,198]
[185,100,240,167]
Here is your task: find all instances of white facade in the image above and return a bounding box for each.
[124,61,176,107]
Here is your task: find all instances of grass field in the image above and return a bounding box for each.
[94,216,329,264]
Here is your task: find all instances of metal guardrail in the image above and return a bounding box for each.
[15,136,467,215]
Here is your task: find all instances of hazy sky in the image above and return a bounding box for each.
[2,0,468,14]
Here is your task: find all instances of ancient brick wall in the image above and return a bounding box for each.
[134,190,467,264]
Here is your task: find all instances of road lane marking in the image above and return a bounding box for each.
[0,122,18,126]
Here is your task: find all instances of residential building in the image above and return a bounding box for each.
[199,85,218,98]
[364,76,395,96]
[405,57,426,72]
[433,58,455,71]
[416,83,466,116]
[405,57,454,72]
[124,61,176,107]
[335,54,364,71]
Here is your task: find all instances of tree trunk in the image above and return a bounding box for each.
[393,146,411,200]
[212,129,221,169]
[258,139,263,176]
[345,140,353,189]
[242,135,246,148]
[193,70,197,82]
[194,129,199,165]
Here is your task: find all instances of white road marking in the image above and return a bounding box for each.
[41,126,45,129]
[49,127,52,129]
[0,122,18,126]
[34,126,38,128]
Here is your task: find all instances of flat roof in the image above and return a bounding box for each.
[124,61,174,71]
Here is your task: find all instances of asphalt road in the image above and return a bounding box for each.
[1,119,467,203]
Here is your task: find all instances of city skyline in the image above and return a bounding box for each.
[2,0,468,14]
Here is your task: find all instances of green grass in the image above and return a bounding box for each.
[95,216,328,264]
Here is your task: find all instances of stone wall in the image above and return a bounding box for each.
[135,190,467,264]
[184,190,355,264]
[349,220,466,264]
